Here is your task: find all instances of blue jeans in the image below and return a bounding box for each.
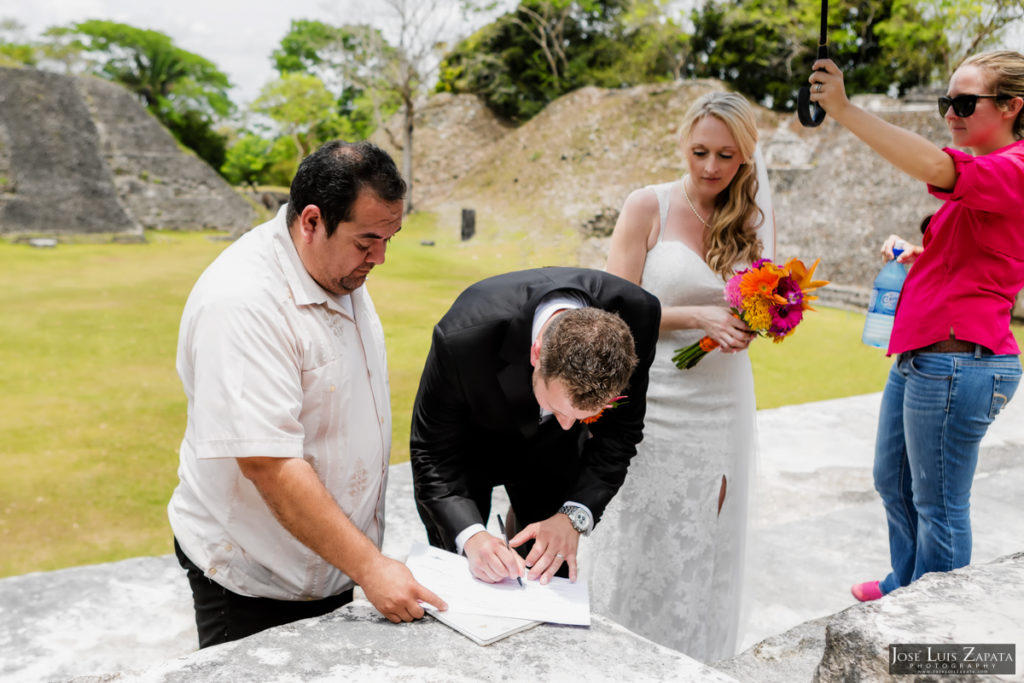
[874,350,1021,595]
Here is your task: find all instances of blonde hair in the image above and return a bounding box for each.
[960,50,1024,140]
[679,91,763,279]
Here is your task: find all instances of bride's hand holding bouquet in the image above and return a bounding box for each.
[673,257,829,370]
[694,305,758,354]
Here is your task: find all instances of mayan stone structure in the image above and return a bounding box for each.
[0,67,256,235]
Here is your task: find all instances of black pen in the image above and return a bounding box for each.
[496,513,525,588]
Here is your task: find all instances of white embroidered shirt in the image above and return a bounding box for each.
[168,206,391,600]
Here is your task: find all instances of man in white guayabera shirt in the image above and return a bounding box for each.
[168,140,445,648]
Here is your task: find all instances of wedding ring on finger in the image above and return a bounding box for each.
[816,83,823,93]
[556,553,564,559]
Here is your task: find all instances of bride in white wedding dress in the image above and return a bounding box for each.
[587,91,775,662]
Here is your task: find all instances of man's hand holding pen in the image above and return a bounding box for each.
[510,513,580,585]
[463,528,527,585]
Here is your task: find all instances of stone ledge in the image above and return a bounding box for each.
[716,617,830,683]
[814,552,1024,683]
[0,556,196,683]
[71,601,739,683]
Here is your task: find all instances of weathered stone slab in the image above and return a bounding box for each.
[0,556,195,683]
[716,617,829,683]
[0,464,512,682]
[744,393,1024,651]
[74,601,738,683]
[814,552,1024,683]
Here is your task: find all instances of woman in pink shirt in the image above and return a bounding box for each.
[809,50,1024,601]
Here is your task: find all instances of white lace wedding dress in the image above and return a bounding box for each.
[586,181,758,662]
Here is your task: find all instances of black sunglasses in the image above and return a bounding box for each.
[937,93,1011,118]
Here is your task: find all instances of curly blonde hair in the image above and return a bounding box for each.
[960,50,1024,140]
[679,92,764,279]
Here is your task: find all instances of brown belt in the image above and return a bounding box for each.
[915,339,992,355]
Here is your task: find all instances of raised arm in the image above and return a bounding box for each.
[810,58,957,191]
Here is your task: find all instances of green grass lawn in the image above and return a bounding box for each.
[0,214,578,577]
[2,221,1021,577]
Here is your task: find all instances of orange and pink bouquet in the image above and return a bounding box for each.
[672,258,829,370]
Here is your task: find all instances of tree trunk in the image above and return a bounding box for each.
[292,130,306,168]
[402,98,414,214]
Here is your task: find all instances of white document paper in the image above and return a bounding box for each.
[426,609,541,646]
[406,542,591,626]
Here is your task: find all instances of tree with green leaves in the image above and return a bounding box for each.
[441,0,1018,118]
[508,0,577,90]
[615,0,692,82]
[251,73,347,166]
[878,0,1024,78]
[272,19,401,141]
[221,133,286,189]
[0,18,38,67]
[43,20,233,170]
[687,0,947,110]
[437,0,685,122]
[273,0,488,212]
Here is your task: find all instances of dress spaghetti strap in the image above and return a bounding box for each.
[647,181,676,245]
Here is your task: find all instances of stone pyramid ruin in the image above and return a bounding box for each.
[0,67,256,236]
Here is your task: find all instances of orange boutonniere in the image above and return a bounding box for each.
[581,395,628,424]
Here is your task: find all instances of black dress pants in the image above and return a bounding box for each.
[174,538,353,648]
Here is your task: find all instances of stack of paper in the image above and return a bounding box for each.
[405,542,590,646]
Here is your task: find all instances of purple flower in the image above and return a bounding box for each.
[776,276,804,306]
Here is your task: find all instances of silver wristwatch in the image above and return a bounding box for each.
[558,504,592,536]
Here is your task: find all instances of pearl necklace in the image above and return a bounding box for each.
[682,174,712,229]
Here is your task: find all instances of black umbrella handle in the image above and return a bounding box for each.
[797,44,829,127]
[798,0,830,128]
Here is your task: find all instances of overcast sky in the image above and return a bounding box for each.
[0,0,514,105]
[2,0,1021,107]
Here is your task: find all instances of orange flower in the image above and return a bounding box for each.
[739,266,787,305]
[784,258,830,311]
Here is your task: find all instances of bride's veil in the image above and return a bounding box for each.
[753,142,776,261]
[733,140,773,655]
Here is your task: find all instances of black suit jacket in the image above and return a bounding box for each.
[410,267,660,551]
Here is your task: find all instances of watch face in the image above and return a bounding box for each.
[570,510,587,530]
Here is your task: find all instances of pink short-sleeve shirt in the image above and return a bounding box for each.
[888,139,1024,356]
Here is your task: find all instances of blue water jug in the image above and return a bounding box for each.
[862,245,907,348]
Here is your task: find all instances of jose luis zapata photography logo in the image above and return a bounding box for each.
[889,644,1015,675]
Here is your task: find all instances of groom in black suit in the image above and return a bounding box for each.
[410,267,660,585]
